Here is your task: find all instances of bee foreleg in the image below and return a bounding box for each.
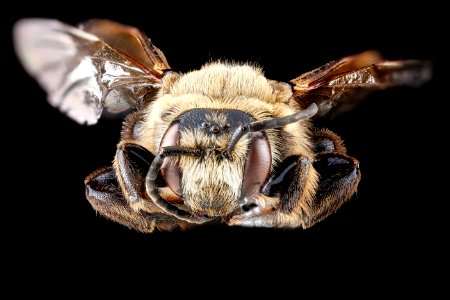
[115,142,156,204]
[85,166,189,232]
[230,129,361,229]
[229,155,317,228]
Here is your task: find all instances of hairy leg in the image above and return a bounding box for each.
[85,166,190,232]
[229,129,360,228]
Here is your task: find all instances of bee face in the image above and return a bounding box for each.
[159,108,271,218]
[135,64,292,218]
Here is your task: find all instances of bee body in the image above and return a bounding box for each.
[14,19,431,232]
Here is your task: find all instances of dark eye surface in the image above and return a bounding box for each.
[159,123,182,196]
[242,132,272,199]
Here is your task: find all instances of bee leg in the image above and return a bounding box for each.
[296,128,360,227]
[114,142,158,204]
[311,128,347,154]
[230,129,360,228]
[304,152,360,227]
[120,110,146,140]
[260,156,313,213]
[115,143,209,225]
[230,155,316,228]
[86,166,190,233]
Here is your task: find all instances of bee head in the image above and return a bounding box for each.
[158,108,272,218]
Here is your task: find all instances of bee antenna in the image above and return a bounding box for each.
[227,103,318,153]
[145,146,210,224]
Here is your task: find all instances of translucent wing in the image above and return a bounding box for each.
[13,19,170,125]
[290,51,432,116]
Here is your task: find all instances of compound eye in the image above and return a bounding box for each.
[242,132,271,199]
[159,123,182,197]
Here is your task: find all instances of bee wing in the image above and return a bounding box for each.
[290,51,432,116]
[13,19,170,125]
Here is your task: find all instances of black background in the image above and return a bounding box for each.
[3,4,445,290]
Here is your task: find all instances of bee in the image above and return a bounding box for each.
[14,18,431,232]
